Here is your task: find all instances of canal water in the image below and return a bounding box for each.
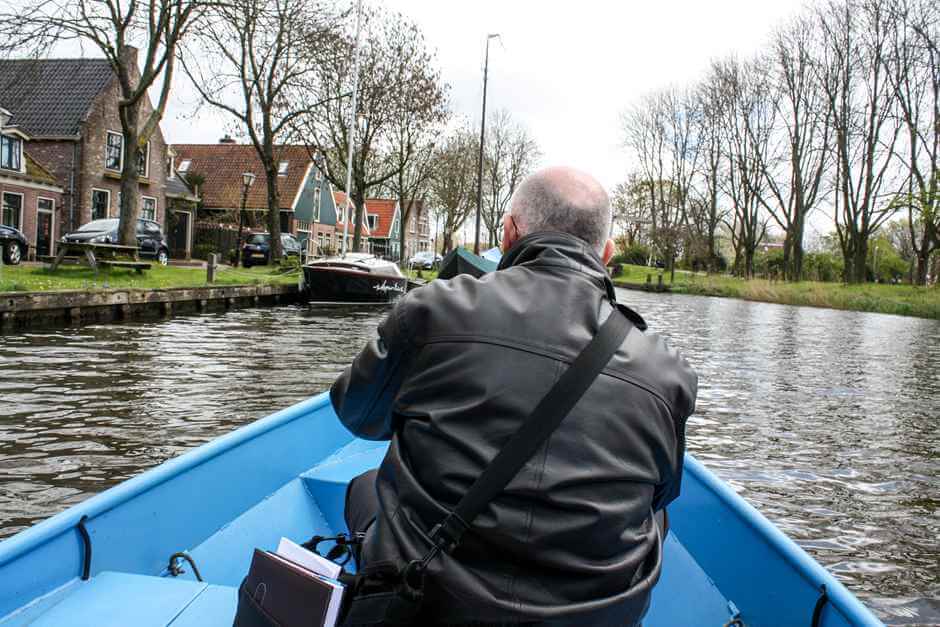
[0,290,938,624]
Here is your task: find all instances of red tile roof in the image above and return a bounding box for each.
[363,198,398,239]
[173,144,312,211]
[333,191,371,237]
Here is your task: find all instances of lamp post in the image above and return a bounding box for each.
[235,171,256,267]
[474,33,500,256]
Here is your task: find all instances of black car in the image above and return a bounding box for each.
[62,218,170,265]
[0,224,28,265]
[241,233,302,267]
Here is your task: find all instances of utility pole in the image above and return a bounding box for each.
[340,0,364,257]
[474,33,500,255]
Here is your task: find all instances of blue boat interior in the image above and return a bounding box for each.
[0,395,881,626]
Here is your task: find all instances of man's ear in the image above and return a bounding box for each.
[501,214,516,253]
[601,238,615,265]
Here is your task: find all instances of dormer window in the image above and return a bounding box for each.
[105,131,123,171]
[278,161,289,176]
[0,134,22,172]
[179,159,192,173]
[367,214,377,230]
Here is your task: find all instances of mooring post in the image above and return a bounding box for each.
[207,254,217,284]
[657,274,664,290]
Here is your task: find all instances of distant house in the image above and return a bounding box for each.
[0,49,174,256]
[361,198,431,261]
[332,192,372,254]
[0,107,65,258]
[173,142,333,246]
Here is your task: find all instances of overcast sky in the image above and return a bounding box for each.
[165,0,809,188]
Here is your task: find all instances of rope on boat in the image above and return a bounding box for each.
[77,515,92,581]
[811,584,829,627]
[168,552,204,582]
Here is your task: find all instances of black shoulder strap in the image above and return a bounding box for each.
[428,309,633,554]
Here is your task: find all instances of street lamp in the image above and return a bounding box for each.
[235,171,256,267]
[474,33,500,256]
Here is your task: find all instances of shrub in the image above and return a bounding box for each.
[804,251,843,282]
[192,243,217,261]
[613,243,651,266]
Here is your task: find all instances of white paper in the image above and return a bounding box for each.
[276,537,342,581]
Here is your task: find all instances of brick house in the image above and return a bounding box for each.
[0,107,65,258]
[332,192,372,254]
[0,50,171,257]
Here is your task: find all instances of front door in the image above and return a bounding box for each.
[36,210,53,257]
[169,211,190,259]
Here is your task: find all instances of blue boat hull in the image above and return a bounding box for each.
[0,394,882,626]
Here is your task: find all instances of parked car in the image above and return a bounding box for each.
[62,218,171,265]
[241,233,303,268]
[0,224,28,265]
[408,251,441,270]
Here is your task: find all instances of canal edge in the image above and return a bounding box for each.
[0,284,302,332]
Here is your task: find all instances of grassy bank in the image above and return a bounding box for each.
[0,263,297,293]
[612,263,940,319]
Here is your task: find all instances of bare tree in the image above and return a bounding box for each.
[759,15,833,281]
[295,6,443,253]
[381,23,448,264]
[610,178,652,247]
[180,0,340,262]
[711,57,773,278]
[690,77,730,272]
[885,0,939,285]
[480,109,541,247]
[0,0,203,246]
[429,125,477,255]
[817,0,902,283]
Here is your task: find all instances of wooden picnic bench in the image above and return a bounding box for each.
[47,242,149,274]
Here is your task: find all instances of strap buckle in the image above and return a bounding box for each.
[428,511,469,553]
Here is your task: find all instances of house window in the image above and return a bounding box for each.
[137,141,150,178]
[278,161,289,176]
[178,159,192,173]
[105,131,123,171]
[0,135,22,171]
[91,189,110,220]
[141,196,156,221]
[367,214,377,230]
[1,192,23,230]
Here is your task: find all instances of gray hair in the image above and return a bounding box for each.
[509,166,612,253]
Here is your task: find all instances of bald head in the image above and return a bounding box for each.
[508,166,612,254]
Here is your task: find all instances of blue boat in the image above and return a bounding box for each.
[0,393,883,626]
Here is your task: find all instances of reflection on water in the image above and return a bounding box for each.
[1,293,938,624]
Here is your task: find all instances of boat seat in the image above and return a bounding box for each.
[11,571,236,627]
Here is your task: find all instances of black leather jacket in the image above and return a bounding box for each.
[331,232,698,626]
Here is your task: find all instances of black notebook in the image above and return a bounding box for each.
[241,548,345,627]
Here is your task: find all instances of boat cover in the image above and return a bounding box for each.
[438,247,498,280]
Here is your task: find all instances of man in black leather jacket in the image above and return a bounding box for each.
[331,166,697,626]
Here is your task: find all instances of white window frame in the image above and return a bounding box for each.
[1,191,24,231]
[91,188,111,220]
[367,214,377,230]
[105,131,124,172]
[278,161,289,176]
[141,195,157,221]
[0,133,24,173]
[178,159,192,173]
[36,196,56,255]
[137,141,151,178]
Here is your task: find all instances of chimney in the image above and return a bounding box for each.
[119,45,139,69]
[219,135,236,144]
[0,107,10,129]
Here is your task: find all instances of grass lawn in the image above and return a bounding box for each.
[0,262,298,293]
[405,268,439,281]
[612,263,940,319]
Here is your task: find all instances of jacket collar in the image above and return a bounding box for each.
[498,231,648,331]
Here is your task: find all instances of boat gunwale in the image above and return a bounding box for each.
[303,265,406,282]
[683,454,882,625]
[0,393,333,570]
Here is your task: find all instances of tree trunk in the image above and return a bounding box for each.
[265,167,282,263]
[352,187,366,253]
[442,231,453,255]
[398,204,408,266]
[117,103,142,247]
[852,239,868,283]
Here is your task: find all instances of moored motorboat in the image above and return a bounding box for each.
[0,392,883,626]
[300,253,408,303]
